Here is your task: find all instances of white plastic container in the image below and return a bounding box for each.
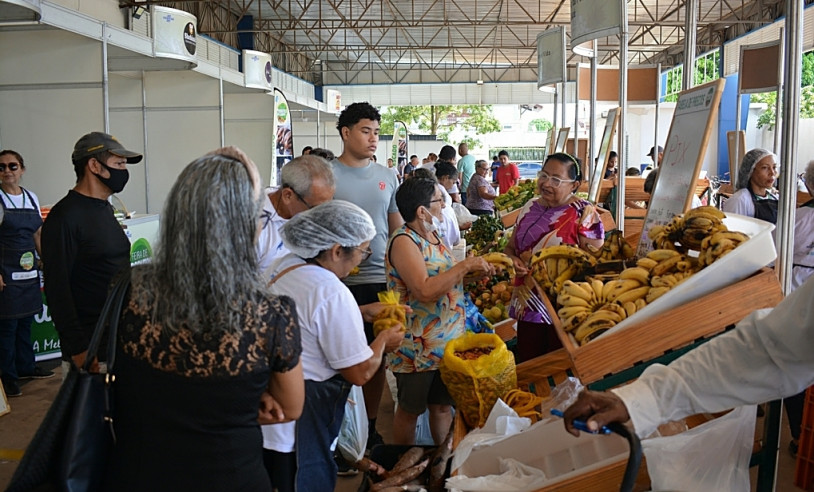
[456,417,629,488]
[599,213,776,339]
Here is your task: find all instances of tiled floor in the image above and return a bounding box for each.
[0,361,801,491]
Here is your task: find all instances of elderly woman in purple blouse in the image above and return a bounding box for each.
[502,153,604,356]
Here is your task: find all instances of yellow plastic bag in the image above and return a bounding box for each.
[440,333,517,428]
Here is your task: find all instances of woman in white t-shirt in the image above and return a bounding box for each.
[263,200,403,492]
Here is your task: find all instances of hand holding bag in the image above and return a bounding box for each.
[7,270,131,492]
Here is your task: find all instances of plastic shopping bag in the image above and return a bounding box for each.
[642,405,756,491]
[336,385,368,463]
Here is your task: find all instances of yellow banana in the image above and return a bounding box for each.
[612,286,651,304]
[556,258,570,277]
[621,241,636,259]
[622,301,637,318]
[599,302,627,320]
[481,252,516,276]
[647,249,681,262]
[685,205,726,220]
[651,274,678,288]
[634,298,648,311]
[619,267,651,285]
[557,293,591,308]
[603,279,642,303]
[647,225,666,242]
[561,280,595,303]
[558,305,590,320]
[651,255,683,276]
[545,258,559,278]
[636,258,659,271]
[561,311,590,333]
[590,278,605,303]
[534,245,593,263]
[646,286,671,303]
[552,264,579,295]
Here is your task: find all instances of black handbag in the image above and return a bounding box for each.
[6,270,131,492]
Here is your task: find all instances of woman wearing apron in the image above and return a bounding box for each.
[722,148,779,224]
[0,150,53,398]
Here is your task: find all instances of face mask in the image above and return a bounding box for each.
[96,163,130,193]
[421,207,438,233]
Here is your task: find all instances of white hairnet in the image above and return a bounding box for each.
[736,148,777,190]
[281,200,376,259]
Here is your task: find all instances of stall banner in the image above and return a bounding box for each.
[32,216,160,361]
[537,28,566,89]
[152,6,198,64]
[273,89,293,187]
[326,89,342,114]
[570,0,625,48]
[243,49,273,91]
[391,121,408,172]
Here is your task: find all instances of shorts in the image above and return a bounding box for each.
[393,370,454,415]
[347,283,387,344]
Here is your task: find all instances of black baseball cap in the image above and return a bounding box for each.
[72,132,143,164]
[647,146,664,158]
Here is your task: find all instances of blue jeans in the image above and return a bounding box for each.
[0,316,35,383]
[295,375,351,492]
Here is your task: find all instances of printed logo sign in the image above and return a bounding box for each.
[130,238,153,265]
[20,251,35,270]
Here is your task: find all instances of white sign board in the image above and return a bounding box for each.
[326,89,342,114]
[570,0,625,47]
[243,50,272,90]
[637,79,726,256]
[537,28,566,88]
[588,108,619,203]
[152,6,198,65]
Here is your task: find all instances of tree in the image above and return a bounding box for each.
[379,105,502,145]
[528,118,553,132]
[752,52,814,130]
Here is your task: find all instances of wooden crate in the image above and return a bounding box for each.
[452,348,651,491]
[548,267,783,384]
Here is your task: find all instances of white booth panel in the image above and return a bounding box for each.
[0,30,102,85]
[224,121,275,187]
[0,89,103,206]
[109,73,145,108]
[223,92,274,119]
[109,111,147,215]
[145,110,220,213]
[49,0,128,28]
[144,71,219,108]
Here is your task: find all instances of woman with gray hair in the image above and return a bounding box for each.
[263,200,403,492]
[722,148,779,223]
[108,147,305,491]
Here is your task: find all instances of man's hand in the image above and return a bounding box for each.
[562,390,631,437]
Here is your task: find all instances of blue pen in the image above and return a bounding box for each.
[550,409,612,435]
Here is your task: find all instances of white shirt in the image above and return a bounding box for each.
[722,187,778,218]
[613,276,814,438]
[793,203,814,290]
[262,252,373,452]
[438,185,460,249]
[256,187,289,277]
[0,187,41,212]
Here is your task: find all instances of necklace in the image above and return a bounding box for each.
[0,187,24,209]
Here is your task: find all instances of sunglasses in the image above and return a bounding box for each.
[0,163,20,172]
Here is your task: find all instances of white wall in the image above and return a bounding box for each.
[224,92,276,186]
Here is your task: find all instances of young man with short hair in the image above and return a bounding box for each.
[496,150,519,194]
[331,102,403,450]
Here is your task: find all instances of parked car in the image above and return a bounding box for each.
[516,161,542,179]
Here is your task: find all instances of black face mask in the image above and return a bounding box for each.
[96,162,129,193]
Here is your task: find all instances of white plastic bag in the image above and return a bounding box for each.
[453,202,476,229]
[336,385,368,463]
[642,405,756,492]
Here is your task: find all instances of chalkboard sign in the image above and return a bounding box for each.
[588,108,619,203]
[637,79,726,256]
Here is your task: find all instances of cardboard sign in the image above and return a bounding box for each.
[637,79,726,256]
[588,108,619,203]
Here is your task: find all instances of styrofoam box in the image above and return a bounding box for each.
[457,418,629,488]
[598,213,776,339]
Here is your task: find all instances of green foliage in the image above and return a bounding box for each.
[380,105,502,143]
[752,52,814,130]
[528,118,553,132]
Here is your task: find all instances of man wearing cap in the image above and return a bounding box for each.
[643,145,663,178]
[41,132,141,372]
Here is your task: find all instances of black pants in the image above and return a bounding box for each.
[264,449,295,492]
[785,390,806,440]
[347,283,387,343]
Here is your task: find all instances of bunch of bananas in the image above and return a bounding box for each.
[494,179,537,212]
[698,230,750,267]
[588,229,636,262]
[634,249,697,304]
[480,252,516,278]
[556,278,649,336]
[648,206,728,252]
[372,291,407,336]
[529,245,597,296]
[465,215,507,254]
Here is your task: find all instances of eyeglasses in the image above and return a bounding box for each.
[0,163,20,172]
[430,198,444,204]
[285,185,313,209]
[355,246,373,261]
[537,171,576,188]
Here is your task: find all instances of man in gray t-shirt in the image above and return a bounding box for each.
[331,102,403,450]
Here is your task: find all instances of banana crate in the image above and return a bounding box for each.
[546,213,783,384]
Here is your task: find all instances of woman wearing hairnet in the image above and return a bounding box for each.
[263,200,404,492]
[386,178,494,445]
[722,148,779,223]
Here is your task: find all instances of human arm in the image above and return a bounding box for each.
[390,234,493,303]
[565,276,814,438]
[477,183,496,200]
[339,325,403,386]
[511,164,520,187]
[263,361,305,423]
[34,226,42,258]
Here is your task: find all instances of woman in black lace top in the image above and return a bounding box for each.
[107,147,304,491]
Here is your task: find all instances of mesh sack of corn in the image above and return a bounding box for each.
[440,333,517,428]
